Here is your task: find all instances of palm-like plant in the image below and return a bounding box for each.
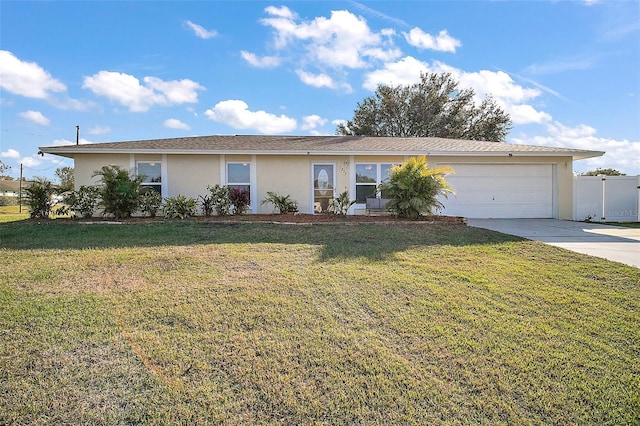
[261,191,298,214]
[378,156,454,219]
[93,165,145,219]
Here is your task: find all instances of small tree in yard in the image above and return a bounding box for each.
[24,178,56,218]
[378,156,454,219]
[93,165,144,219]
[55,166,75,192]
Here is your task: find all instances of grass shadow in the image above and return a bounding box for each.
[0,220,522,261]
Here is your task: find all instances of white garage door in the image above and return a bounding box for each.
[439,164,554,218]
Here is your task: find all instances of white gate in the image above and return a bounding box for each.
[574,175,640,222]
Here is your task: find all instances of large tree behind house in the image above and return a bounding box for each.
[336,72,512,142]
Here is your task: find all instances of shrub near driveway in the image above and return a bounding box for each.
[0,221,638,424]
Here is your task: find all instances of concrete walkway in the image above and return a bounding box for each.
[467,219,640,268]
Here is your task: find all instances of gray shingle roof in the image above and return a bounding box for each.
[40,135,604,160]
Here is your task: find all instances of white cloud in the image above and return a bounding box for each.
[301,114,328,131]
[143,76,203,104]
[295,70,352,92]
[260,7,401,69]
[0,50,66,99]
[240,51,281,68]
[52,97,96,112]
[508,105,552,125]
[403,28,461,53]
[163,118,191,130]
[82,71,204,112]
[185,20,218,39]
[21,156,42,168]
[264,5,297,20]
[362,56,427,90]
[19,110,50,126]
[296,70,334,88]
[88,125,111,135]
[363,57,551,125]
[512,121,640,175]
[204,99,297,134]
[1,148,21,159]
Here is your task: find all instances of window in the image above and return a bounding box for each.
[137,162,161,194]
[227,162,251,196]
[355,163,397,203]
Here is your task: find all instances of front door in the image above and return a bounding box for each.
[313,164,334,213]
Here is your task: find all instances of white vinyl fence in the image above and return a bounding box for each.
[574,175,640,222]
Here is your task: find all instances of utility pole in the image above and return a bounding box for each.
[19,163,23,213]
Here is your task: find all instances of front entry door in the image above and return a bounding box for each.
[313,164,334,213]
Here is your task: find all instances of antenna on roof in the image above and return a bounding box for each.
[76,125,80,145]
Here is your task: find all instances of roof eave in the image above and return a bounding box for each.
[39,146,605,161]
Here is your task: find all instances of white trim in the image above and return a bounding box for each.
[161,154,168,196]
[311,162,336,214]
[348,155,355,215]
[219,155,225,185]
[136,160,164,196]
[225,161,252,213]
[353,162,400,207]
[250,154,257,213]
[552,163,558,219]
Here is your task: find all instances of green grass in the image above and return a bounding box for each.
[609,222,640,228]
[1,221,638,424]
[0,205,29,223]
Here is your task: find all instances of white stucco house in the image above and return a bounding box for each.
[39,135,604,219]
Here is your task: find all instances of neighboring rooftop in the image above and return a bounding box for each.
[40,135,604,160]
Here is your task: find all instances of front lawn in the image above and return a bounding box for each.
[1,221,638,424]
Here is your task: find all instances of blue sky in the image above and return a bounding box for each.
[1,0,639,180]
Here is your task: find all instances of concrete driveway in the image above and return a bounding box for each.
[467,219,640,268]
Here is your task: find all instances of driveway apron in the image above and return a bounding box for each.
[467,219,640,268]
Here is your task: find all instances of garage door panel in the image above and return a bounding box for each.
[438,164,553,218]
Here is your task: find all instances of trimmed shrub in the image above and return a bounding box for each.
[163,195,197,219]
[63,185,100,218]
[139,189,163,217]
